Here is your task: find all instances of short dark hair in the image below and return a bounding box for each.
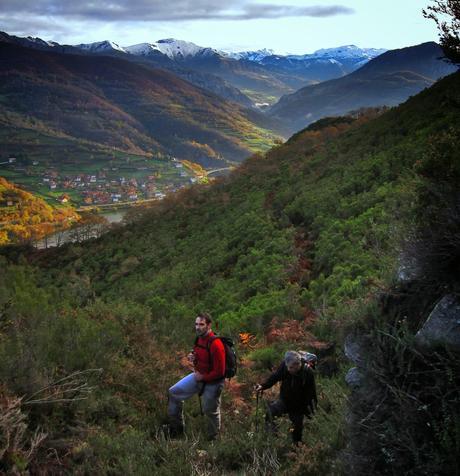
[196,312,212,325]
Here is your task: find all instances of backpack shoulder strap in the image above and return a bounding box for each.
[300,364,314,386]
[301,362,307,385]
[207,335,218,349]
[205,335,220,370]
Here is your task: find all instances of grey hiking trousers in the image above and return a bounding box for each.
[168,373,224,438]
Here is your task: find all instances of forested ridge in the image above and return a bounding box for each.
[0,70,459,475]
[0,42,278,168]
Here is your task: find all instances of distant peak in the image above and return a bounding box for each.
[76,40,126,53]
[224,48,275,61]
[25,36,57,47]
[126,38,219,60]
[311,45,387,59]
[225,45,386,63]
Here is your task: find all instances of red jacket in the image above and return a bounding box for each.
[194,331,226,382]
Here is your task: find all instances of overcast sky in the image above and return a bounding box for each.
[0,0,440,54]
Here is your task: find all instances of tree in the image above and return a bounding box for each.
[424,0,460,64]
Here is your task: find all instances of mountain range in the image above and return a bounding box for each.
[269,42,458,133]
[73,40,388,106]
[0,31,458,169]
[0,32,386,105]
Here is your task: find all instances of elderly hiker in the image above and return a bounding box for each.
[255,350,317,444]
[167,313,226,440]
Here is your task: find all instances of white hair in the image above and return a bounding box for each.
[284,350,301,366]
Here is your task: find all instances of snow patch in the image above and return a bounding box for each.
[26,36,60,48]
[230,45,387,64]
[225,48,275,62]
[309,45,387,60]
[76,40,126,53]
[125,39,219,60]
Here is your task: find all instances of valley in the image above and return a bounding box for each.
[1,2,460,474]
[0,33,457,247]
[1,33,455,172]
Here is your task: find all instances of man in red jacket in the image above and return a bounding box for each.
[168,313,226,439]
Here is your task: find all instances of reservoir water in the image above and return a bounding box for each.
[36,209,128,249]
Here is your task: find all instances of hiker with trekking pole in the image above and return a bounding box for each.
[254,350,318,444]
[167,313,229,440]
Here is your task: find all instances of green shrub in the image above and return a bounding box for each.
[247,346,283,370]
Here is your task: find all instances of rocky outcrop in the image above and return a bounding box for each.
[344,334,365,366]
[344,334,366,388]
[415,294,460,352]
[345,367,363,388]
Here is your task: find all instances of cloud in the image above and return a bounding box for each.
[0,14,71,38]
[0,1,354,22]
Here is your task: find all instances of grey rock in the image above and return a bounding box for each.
[415,294,460,352]
[344,334,365,366]
[397,250,419,282]
[345,367,363,388]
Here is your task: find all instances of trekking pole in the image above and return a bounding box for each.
[255,389,263,432]
[255,390,260,432]
[198,382,205,416]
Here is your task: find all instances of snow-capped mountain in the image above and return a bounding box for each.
[225,48,275,62]
[76,40,126,54]
[25,36,61,48]
[125,39,219,60]
[253,45,388,81]
[227,45,387,64]
[0,30,391,106]
[0,31,81,54]
[290,45,387,61]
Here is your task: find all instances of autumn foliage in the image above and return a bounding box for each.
[0,177,79,244]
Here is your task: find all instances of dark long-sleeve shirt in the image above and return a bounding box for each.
[261,361,317,414]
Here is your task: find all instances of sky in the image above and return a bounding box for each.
[0,0,440,54]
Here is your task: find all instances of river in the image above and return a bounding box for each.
[35,209,128,249]
[102,209,127,224]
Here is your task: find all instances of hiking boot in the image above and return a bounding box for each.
[162,423,184,439]
[206,433,218,442]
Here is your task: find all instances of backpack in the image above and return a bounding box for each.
[195,335,238,379]
[298,350,318,369]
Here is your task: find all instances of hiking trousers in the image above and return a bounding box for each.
[168,373,224,438]
[266,399,305,443]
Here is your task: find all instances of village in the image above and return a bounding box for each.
[1,156,202,207]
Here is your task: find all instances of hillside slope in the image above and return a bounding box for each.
[41,70,460,312]
[0,70,459,474]
[0,42,278,167]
